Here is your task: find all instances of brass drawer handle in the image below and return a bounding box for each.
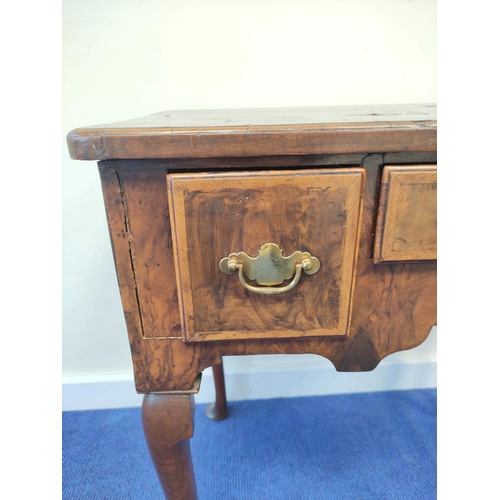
[219,243,320,295]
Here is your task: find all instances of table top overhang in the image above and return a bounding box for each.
[67,103,437,161]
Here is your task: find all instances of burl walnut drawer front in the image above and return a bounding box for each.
[167,168,365,342]
[373,165,437,263]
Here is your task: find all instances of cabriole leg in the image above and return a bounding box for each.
[142,394,198,500]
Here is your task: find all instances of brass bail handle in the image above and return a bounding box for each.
[219,243,321,295]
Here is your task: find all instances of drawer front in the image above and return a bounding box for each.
[373,165,437,263]
[167,169,365,342]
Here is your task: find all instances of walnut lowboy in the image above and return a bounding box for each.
[67,104,437,500]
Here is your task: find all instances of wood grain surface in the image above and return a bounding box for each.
[373,166,437,263]
[167,169,364,341]
[98,152,436,393]
[67,104,436,160]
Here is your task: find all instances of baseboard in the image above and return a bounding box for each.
[62,356,437,412]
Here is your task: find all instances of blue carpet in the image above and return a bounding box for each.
[63,389,436,499]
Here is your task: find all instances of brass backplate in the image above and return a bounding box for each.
[219,243,320,286]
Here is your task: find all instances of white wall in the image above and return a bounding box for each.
[63,0,437,408]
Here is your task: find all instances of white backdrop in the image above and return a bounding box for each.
[62,0,437,409]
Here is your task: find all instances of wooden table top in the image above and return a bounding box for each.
[67,104,436,161]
